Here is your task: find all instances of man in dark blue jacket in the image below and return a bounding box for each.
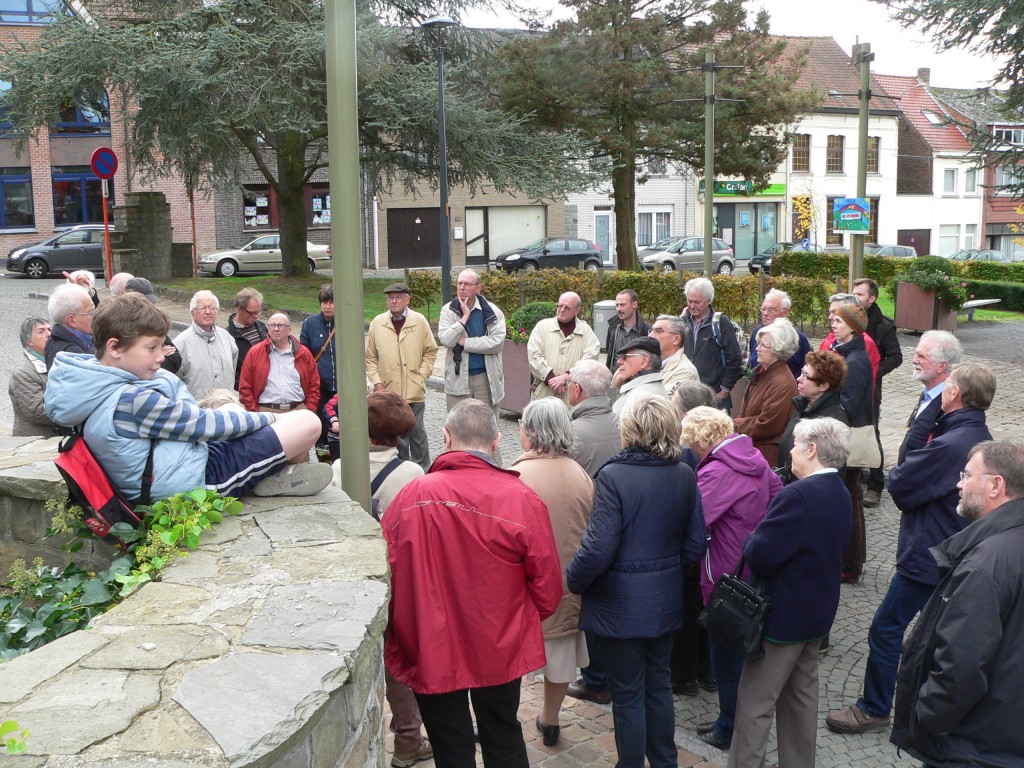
[827,363,995,736]
[299,284,336,448]
[898,331,961,464]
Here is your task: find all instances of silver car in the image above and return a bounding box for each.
[640,237,735,274]
[198,235,331,277]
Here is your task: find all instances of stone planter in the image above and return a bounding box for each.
[500,341,532,415]
[893,281,958,332]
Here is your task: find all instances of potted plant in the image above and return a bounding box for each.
[890,256,967,332]
[501,301,556,415]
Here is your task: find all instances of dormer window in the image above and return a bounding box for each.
[923,111,944,125]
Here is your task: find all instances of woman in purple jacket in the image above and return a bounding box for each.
[680,406,782,750]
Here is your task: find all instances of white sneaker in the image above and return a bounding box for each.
[253,463,333,497]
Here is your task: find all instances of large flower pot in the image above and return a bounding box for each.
[500,341,533,415]
[893,281,957,332]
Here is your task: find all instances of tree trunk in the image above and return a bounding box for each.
[612,145,638,272]
[276,132,311,278]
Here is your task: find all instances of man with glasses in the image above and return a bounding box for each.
[227,287,268,388]
[239,313,320,414]
[175,290,238,401]
[828,363,994,737]
[527,291,600,403]
[649,314,698,394]
[681,277,742,412]
[748,289,810,378]
[610,336,666,416]
[45,283,95,370]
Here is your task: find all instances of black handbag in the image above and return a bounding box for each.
[698,555,771,660]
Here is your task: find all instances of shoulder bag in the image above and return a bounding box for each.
[698,555,771,659]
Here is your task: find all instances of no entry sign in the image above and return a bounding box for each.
[90,147,118,180]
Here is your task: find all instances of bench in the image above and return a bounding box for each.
[958,298,1002,321]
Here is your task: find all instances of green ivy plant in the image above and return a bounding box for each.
[1,719,29,755]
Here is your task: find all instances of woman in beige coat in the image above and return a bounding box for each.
[513,397,595,747]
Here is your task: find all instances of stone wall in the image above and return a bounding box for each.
[111,191,174,279]
[0,437,389,768]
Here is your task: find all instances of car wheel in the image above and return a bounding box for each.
[717,261,734,275]
[307,258,316,273]
[522,261,538,272]
[216,259,238,278]
[661,261,676,273]
[24,258,48,279]
[585,261,600,273]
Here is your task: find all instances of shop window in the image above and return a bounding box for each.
[52,92,110,134]
[0,167,33,228]
[52,166,109,225]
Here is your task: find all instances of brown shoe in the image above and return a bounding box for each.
[863,489,881,507]
[566,680,611,705]
[826,705,890,734]
[392,739,432,768]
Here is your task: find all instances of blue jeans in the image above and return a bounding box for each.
[581,629,608,690]
[597,633,676,768]
[858,572,934,718]
[708,636,744,741]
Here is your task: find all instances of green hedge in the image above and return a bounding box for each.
[956,261,1024,283]
[772,251,906,287]
[962,279,1024,312]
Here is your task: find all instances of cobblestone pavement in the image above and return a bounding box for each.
[4,274,1021,767]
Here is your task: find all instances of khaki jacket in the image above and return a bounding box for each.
[527,317,600,403]
[365,309,438,404]
[660,349,699,393]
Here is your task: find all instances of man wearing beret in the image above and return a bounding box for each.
[366,283,438,472]
[610,336,667,416]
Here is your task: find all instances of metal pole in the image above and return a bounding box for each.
[851,43,871,285]
[325,0,370,512]
[703,50,715,276]
[437,44,452,303]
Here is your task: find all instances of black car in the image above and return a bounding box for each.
[494,237,603,273]
[749,242,820,275]
[6,225,110,278]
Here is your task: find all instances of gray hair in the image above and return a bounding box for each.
[969,441,1024,500]
[520,398,574,456]
[108,272,134,296]
[828,292,858,306]
[570,359,612,398]
[235,287,264,308]
[20,316,48,347]
[48,283,91,325]
[684,277,714,301]
[756,318,800,361]
[671,380,717,418]
[793,417,851,470]
[920,330,962,367]
[445,399,499,452]
[764,288,792,311]
[189,290,220,312]
[656,314,688,339]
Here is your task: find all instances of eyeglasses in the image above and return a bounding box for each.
[755,341,772,350]
[960,471,995,483]
[617,353,646,360]
[797,370,821,383]
[241,306,262,317]
[267,323,290,329]
[75,309,95,317]
[194,305,218,313]
[760,306,782,315]
[456,281,480,287]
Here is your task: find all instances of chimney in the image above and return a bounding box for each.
[851,42,862,64]
[917,67,931,85]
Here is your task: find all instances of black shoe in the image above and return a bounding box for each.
[698,729,732,749]
[696,721,718,736]
[566,680,611,705]
[536,715,560,747]
[672,680,699,697]
[698,673,718,693]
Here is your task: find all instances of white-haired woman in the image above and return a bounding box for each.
[568,396,706,768]
[513,398,595,747]
[733,318,798,467]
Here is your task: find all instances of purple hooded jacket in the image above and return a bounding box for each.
[696,433,783,603]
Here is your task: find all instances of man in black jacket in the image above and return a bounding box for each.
[604,289,651,370]
[891,441,1024,767]
[899,331,961,464]
[226,287,268,389]
[853,278,903,506]
[681,277,742,413]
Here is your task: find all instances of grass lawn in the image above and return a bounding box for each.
[159,275,442,323]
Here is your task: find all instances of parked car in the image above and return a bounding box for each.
[6,225,111,279]
[197,236,331,277]
[638,235,685,258]
[864,243,917,258]
[950,248,1008,262]
[748,242,822,274]
[493,237,603,273]
[639,236,735,274]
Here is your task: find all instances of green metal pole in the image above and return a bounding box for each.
[704,50,715,276]
[851,42,871,285]
[325,0,370,512]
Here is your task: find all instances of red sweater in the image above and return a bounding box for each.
[239,336,321,412]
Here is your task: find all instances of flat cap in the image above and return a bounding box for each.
[618,336,661,357]
[124,277,158,304]
[384,282,411,294]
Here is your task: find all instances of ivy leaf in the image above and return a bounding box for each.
[22,620,47,642]
[79,578,113,606]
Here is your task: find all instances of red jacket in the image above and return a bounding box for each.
[238,336,321,412]
[383,451,563,694]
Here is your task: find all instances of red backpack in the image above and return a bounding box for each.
[53,431,154,540]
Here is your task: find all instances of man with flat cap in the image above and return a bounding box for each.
[366,282,438,472]
[611,336,667,416]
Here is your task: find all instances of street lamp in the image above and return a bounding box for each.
[422,16,458,303]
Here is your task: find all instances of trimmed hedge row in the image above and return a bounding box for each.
[771,251,905,286]
[963,279,1024,312]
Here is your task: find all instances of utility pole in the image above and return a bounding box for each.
[703,50,716,276]
[851,43,873,285]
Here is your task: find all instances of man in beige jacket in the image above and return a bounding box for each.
[366,283,439,471]
[527,292,600,403]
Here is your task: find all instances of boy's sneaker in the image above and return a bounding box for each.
[253,463,333,497]
[391,739,432,768]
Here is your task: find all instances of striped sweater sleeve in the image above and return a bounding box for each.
[113,388,275,442]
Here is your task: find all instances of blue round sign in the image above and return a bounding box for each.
[801,237,810,250]
[90,147,118,180]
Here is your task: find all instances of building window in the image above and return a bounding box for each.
[965,223,977,249]
[637,210,671,246]
[826,135,844,174]
[647,157,668,176]
[307,184,330,227]
[939,224,959,256]
[792,134,810,173]
[943,168,958,194]
[994,128,1024,145]
[0,168,33,228]
[52,92,110,135]
[0,0,61,23]
[825,196,842,245]
[994,165,1023,193]
[52,166,109,226]
[867,137,879,174]
[965,168,977,193]
[243,185,275,229]
[866,196,880,244]
[923,111,944,126]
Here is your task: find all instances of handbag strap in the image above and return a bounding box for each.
[728,554,767,595]
[314,326,336,363]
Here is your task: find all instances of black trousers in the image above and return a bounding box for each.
[415,678,528,768]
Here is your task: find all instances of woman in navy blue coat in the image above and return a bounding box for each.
[567,396,706,768]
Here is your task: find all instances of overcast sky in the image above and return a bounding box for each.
[461,0,1002,89]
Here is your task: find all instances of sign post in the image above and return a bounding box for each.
[90,147,118,284]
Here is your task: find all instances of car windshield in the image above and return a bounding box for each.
[522,238,551,250]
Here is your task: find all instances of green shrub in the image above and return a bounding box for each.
[506,301,558,342]
[889,256,968,310]
[962,279,1024,312]
[406,270,441,313]
[481,269,599,315]
[772,251,909,288]
[957,260,1024,283]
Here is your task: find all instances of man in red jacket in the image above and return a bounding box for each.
[383,399,562,767]
[238,312,320,413]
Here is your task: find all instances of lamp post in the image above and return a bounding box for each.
[422,16,458,303]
